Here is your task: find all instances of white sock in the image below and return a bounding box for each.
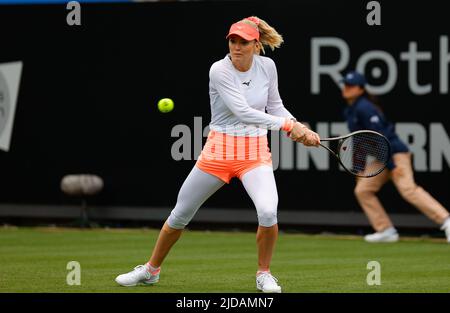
[145,262,160,274]
[256,270,270,276]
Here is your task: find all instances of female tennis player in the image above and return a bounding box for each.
[115,16,320,292]
[341,71,450,243]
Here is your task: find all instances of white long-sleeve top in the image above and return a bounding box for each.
[208,54,295,137]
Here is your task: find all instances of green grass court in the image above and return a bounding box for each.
[1,227,449,293]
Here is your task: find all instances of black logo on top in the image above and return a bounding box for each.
[242,80,251,86]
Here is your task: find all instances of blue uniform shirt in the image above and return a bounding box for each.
[343,96,409,170]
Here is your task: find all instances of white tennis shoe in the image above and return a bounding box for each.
[440,218,450,243]
[364,227,399,243]
[256,272,282,293]
[115,265,160,287]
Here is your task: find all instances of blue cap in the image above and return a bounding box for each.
[341,71,366,86]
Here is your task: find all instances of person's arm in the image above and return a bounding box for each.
[265,58,295,119]
[210,64,288,131]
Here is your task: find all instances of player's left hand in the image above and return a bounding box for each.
[302,129,321,147]
[291,128,320,147]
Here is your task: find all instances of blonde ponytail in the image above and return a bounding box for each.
[240,16,284,54]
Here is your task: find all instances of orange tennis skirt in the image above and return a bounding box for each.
[196,130,272,184]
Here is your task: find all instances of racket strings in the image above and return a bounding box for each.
[338,132,390,177]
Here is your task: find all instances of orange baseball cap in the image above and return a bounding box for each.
[226,19,260,41]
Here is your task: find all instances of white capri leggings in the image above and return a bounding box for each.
[167,165,279,229]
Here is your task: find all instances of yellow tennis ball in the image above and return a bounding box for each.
[158,98,174,113]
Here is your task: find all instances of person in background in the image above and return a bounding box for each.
[341,71,450,243]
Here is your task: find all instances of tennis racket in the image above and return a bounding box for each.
[318,130,391,178]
